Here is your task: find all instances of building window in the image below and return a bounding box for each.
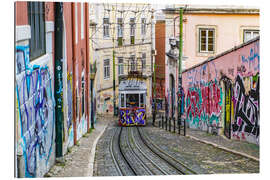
[244,30,259,42]
[103,18,110,37]
[130,18,135,44]
[117,18,123,46]
[142,53,146,70]
[104,59,110,79]
[130,55,136,71]
[141,18,146,35]
[199,28,215,53]
[118,57,124,75]
[28,2,46,61]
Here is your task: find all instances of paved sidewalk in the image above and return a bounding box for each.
[186,128,259,161]
[45,116,114,177]
[155,119,259,162]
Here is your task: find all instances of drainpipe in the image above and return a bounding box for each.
[173,16,179,37]
[85,3,90,131]
[54,2,64,158]
[112,5,116,117]
[71,3,77,144]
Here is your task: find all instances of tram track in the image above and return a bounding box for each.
[123,127,154,175]
[109,126,197,176]
[109,127,136,176]
[137,127,197,175]
[129,127,178,175]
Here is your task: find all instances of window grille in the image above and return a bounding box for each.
[28,2,46,61]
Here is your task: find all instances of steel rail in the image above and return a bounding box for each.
[124,127,154,175]
[109,127,124,176]
[118,127,138,175]
[130,127,170,175]
[137,127,197,175]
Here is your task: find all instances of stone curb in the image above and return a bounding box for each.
[186,135,259,162]
[85,123,109,177]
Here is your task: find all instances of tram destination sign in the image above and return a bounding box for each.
[119,79,147,91]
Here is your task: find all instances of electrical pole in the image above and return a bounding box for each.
[151,8,156,126]
[178,8,185,135]
[113,4,117,117]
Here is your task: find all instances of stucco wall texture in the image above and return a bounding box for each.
[182,38,259,144]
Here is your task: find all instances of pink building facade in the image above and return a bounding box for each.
[163,6,259,70]
[182,37,259,144]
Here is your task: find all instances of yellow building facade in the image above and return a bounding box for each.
[89,3,154,117]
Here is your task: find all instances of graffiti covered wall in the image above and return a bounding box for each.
[66,72,74,148]
[182,38,260,144]
[96,91,114,115]
[16,45,56,177]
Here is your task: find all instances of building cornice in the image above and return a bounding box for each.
[163,7,259,15]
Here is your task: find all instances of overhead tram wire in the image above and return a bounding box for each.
[90,4,177,41]
[90,4,179,71]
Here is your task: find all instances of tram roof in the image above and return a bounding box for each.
[119,80,147,91]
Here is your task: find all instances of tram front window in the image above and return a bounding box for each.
[126,94,139,108]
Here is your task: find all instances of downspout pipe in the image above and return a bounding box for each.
[71,3,77,145]
[85,3,90,131]
[54,2,64,158]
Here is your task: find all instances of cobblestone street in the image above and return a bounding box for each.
[94,119,259,176]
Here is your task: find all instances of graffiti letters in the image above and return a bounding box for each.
[67,73,73,130]
[119,108,146,126]
[186,80,222,129]
[16,46,55,177]
[241,42,260,71]
[232,75,259,142]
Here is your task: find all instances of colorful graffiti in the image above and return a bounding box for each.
[182,39,260,144]
[187,63,208,87]
[241,41,260,72]
[152,99,163,110]
[223,78,233,139]
[232,74,259,142]
[177,85,185,115]
[66,72,73,147]
[16,46,55,177]
[119,108,146,126]
[186,80,222,130]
